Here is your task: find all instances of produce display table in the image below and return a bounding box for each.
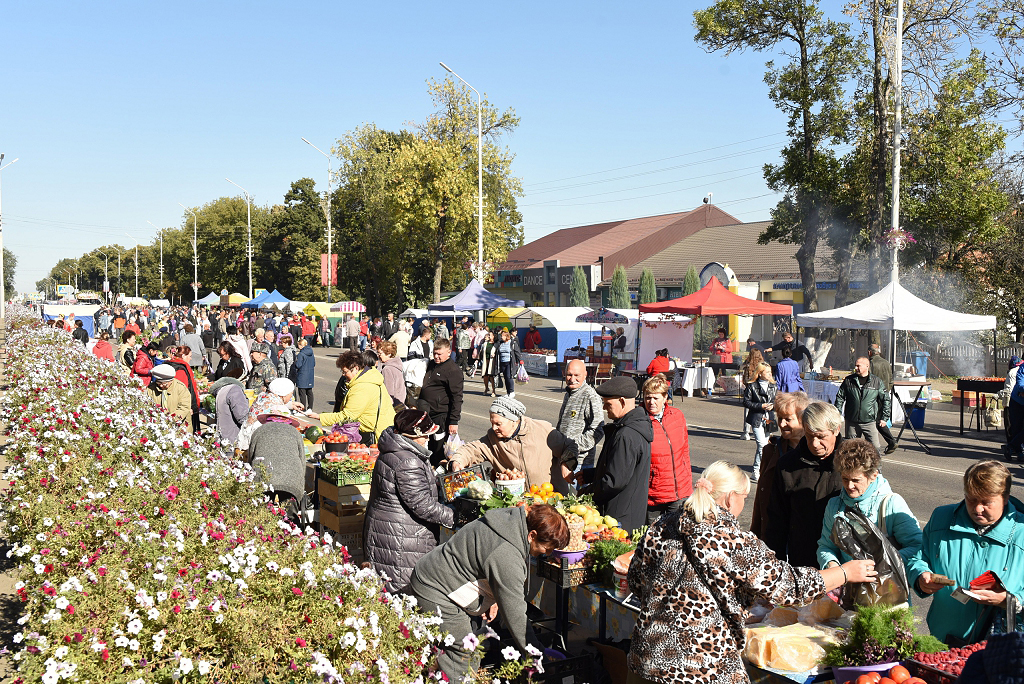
[805,379,841,404]
[521,353,557,376]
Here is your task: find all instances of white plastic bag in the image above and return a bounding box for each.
[515,364,530,384]
[444,432,464,460]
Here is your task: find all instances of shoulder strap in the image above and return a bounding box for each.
[878,493,893,537]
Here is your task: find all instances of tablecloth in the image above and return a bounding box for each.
[521,353,556,376]
[674,367,716,395]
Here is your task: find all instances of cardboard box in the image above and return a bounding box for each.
[320,510,365,562]
[318,481,370,507]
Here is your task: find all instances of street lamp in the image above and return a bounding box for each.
[146,221,164,295]
[125,234,139,299]
[178,203,199,304]
[301,137,334,303]
[96,250,110,303]
[439,62,485,282]
[0,153,19,318]
[225,178,253,298]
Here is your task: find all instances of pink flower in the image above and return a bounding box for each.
[295,638,306,648]
[291,587,303,596]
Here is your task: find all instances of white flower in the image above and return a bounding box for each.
[126,618,143,635]
[501,646,521,661]
[147,608,160,620]
[41,673,58,684]
[462,633,479,651]
[443,633,455,647]
[525,644,542,657]
[128,639,140,651]
[197,660,211,675]
[178,657,194,674]
[115,636,129,648]
[54,597,70,610]
[54,645,69,658]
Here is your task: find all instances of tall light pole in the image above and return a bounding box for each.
[146,221,164,295]
[439,62,484,282]
[178,203,199,304]
[0,154,18,321]
[301,137,334,303]
[96,250,110,304]
[125,234,139,299]
[225,179,253,298]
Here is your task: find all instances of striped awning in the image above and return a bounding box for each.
[330,300,366,313]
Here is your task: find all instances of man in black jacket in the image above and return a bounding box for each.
[380,313,400,340]
[417,338,464,465]
[763,400,843,568]
[583,376,653,535]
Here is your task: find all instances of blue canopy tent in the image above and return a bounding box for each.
[258,290,292,309]
[240,291,270,308]
[428,279,524,312]
[42,305,101,337]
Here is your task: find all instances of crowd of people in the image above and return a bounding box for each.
[50,304,1024,682]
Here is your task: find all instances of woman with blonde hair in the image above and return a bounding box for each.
[740,348,767,440]
[641,374,691,525]
[627,460,876,684]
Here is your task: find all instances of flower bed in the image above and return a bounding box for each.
[1,307,446,683]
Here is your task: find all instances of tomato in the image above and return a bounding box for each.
[856,676,875,684]
[878,678,896,684]
[888,665,910,683]
[868,674,882,683]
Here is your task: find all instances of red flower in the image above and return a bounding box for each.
[101,649,109,661]
[173,605,181,613]
[66,605,75,614]
[291,587,303,596]
[303,615,312,624]
[43,564,53,573]
[295,637,307,647]
[98,567,107,576]
[178,569,188,577]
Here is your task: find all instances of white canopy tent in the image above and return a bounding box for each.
[796,280,996,332]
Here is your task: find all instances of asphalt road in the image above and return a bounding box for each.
[307,345,1024,635]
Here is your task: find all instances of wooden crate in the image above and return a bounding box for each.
[952,390,978,407]
[318,482,371,512]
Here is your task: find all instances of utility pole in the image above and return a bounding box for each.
[225,179,253,298]
[301,138,334,302]
[0,154,18,323]
[125,235,139,299]
[178,203,199,303]
[147,221,164,294]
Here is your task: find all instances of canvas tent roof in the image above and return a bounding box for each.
[429,278,525,311]
[796,280,996,331]
[304,302,332,318]
[639,277,792,316]
[330,301,366,313]
[196,292,220,305]
[259,290,292,308]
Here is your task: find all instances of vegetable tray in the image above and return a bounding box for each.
[317,466,372,486]
[908,660,958,684]
[438,464,487,502]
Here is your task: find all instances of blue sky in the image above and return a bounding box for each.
[2,0,791,293]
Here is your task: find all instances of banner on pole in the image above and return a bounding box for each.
[254,288,267,298]
[321,254,338,286]
[103,280,110,293]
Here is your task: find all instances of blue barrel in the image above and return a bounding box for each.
[909,406,926,429]
[903,351,930,377]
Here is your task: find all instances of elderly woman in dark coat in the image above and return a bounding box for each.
[363,409,454,592]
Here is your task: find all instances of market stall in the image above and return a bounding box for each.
[507,307,593,375]
[219,292,249,307]
[196,291,220,306]
[429,277,525,312]
[42,304,101,336]
[797,280,996,448]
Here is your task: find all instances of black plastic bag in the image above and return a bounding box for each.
[830,506,910,608]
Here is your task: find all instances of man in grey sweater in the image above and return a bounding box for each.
[557,359,604,468]
[409,506,568,681]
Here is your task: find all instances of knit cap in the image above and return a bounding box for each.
[489,396,526,421]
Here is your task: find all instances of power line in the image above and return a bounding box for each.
[529,170,765,208]
[524,131,787,188]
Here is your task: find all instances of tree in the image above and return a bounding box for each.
[609,265,630,309]
[683,265,701,296]
[639,268,657,304]
[394,78,524,303]
[3,248,16,295]
[569,266,589,307]
[696,0,860,314]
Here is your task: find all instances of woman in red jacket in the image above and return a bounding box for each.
[645,348,671,377]
[641,374,692,525]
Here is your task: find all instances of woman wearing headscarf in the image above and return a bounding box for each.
[448,396,578,494]
[363,409,454,592]
[627,461,877,684]
[236,378,306,452]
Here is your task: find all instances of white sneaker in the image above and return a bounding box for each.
[509,392,516,399]
[742,432,751,440]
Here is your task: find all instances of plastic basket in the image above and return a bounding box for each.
[317,465,372,486]
[438,464,488,503]
[536,556,595,588]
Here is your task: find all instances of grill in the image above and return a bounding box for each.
[956,378,1004,394]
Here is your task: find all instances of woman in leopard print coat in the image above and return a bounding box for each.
[626,461,876,684]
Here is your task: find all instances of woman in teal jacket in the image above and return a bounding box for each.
[906,460,1024,645]
[817,439,922,571]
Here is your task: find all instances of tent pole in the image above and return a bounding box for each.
[994,327,998,377]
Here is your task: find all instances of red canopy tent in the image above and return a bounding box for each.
[639,277,792,316]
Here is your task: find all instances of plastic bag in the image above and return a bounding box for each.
[830,507,910,608]
[330,422,363,444]
[515,364,530,384]
[444,432,464,460]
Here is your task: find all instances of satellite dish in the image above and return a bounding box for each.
[699,262,735,288]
